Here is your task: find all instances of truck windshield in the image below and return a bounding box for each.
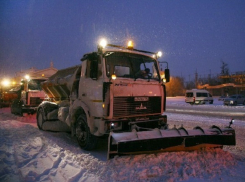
[28,79,46,90]
[105,52,160,81]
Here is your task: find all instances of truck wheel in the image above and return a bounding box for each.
[37,108,45,130]
[76,114,98,150]
[19,108,23,116]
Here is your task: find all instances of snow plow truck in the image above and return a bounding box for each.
[36,39,236,159]
[11,78,46,116]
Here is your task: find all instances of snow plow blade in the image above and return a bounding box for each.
[108,125,235,159]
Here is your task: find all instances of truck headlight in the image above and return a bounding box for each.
[111,74,117,80]
[157,51,162,58]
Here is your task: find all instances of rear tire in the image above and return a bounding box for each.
[19,108,23,116]
[76,114,98,150]
[37,108,45,130]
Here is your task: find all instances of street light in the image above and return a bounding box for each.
[2,79,10,87]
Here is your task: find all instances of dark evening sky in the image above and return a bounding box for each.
[1,0,245,80]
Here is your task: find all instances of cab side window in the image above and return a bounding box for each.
[85,55,102,79]
[85,60,91,78]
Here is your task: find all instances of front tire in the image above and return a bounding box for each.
[19,108,23,116]
[76,114,98,150]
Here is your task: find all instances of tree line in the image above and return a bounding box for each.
[165,61,242,96]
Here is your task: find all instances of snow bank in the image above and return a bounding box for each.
[1,104,245,182]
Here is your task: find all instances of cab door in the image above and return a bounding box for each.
[79,54,103,116]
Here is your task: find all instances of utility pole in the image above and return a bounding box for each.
[208,69,211,85]
[195,69,198,88]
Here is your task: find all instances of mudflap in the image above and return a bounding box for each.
[108,125,236,159]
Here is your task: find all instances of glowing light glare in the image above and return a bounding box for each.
[25,74,30,80]
[99,39,107,48]
[127,40,134,49]
[2,79,10,87]
[160,72,165,79]
[111,74,117,80]
[157,51,162,58]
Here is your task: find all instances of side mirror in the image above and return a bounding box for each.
[88,52,98,60]
[90,60,98,80]
[164,69,170,83]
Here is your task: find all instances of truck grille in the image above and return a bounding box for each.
[30,97,43,106]
[113,96,161,117]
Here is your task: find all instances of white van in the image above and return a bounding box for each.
[185,89,213,105]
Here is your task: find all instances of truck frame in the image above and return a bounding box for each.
[36,40,235,159]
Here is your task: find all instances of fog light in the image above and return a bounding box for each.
[111,74,117,80]
[110,123,115,129]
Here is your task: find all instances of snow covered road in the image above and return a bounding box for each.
[166,97,245,119]
[0,97,245,182]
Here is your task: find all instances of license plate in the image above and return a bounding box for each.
[134,97,149,101]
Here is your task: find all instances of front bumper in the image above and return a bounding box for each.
[22,105,37,113]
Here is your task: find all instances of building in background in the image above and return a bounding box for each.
[198,71,245,96]
[14,62,58,84]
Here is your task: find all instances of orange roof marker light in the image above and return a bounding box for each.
[127,40,134,49]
